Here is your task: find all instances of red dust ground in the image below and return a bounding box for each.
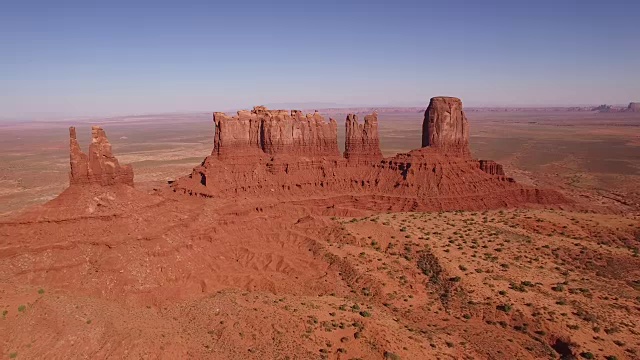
[0,108,639,360]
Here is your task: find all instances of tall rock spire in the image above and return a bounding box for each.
[422,97,470,156]
[68,126,134,186]
[344,112,383,162]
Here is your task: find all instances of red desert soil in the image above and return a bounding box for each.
[0,98,639,360]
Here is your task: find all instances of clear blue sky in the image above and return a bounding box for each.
[1,0,639,119]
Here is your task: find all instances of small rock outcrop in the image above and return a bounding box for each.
[627,102,640,112]
[213,106,340,158]
[344,112,383,161]
[69,126,134,186]
[479,160,506,176]
[422,97,470,156]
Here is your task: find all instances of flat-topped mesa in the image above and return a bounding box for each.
[212,106,340,158]
[479,160,506,176]
[422,96,470,156]
[344,112,383,162]
[69,126,134,186]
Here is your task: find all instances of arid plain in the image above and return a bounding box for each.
[1,108,639,360]
[1,110,638,215]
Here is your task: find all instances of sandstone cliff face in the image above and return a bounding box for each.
[172,97,566,210]
[213,110,262,157]
[69,126,134,186]
[213,106,340,158]
[261,108,340,157]
[422,97,470,156]
[479,160,506,176]
[344,112,383,162]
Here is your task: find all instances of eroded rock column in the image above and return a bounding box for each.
[344,112,383,162]
[422,97,470,156]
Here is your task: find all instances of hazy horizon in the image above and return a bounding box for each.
[2,0,639,119]
[1,101,637,122]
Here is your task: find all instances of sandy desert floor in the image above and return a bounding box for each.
[0,110,639,359]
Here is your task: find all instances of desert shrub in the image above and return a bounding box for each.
[604,326,620,334]
[384,351,401,360]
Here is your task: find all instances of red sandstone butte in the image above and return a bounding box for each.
[172,97,566,210]
[627,102,640,113]
[344,112,383,162]
[213,106,340,158]
[422,96,470,156]
[69,126,134,186]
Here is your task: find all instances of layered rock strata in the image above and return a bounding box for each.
[213,106,340,158]
[479,160,506,176]
[69,126,134,186]
[344,113,383,162]
[172,98,565,210]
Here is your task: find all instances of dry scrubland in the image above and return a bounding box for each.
[1,110,639,359]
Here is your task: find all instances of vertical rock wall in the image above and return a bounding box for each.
[422,96,470,156]
[213,106,340,158]
[69,126,134,186]
[344,112,383,162]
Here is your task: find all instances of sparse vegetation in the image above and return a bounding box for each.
[384,351,401,360]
